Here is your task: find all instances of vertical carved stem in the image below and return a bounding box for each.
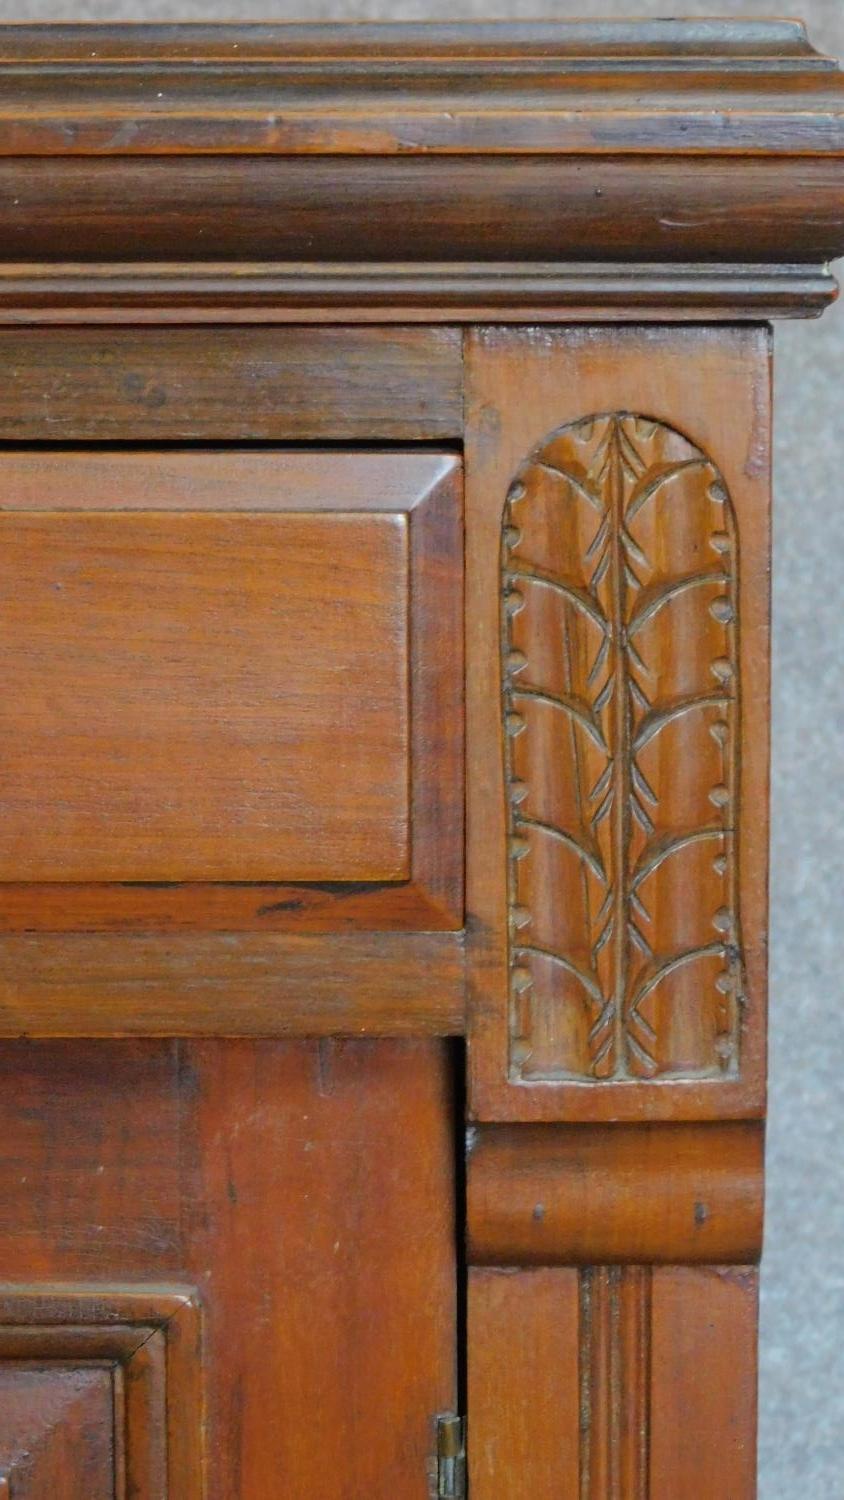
[608,417,631,1080]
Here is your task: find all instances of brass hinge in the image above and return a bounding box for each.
[436,1413,466,1499]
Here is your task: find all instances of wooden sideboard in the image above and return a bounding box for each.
[0,19,841,1499]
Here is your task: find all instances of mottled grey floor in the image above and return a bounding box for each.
[2,0,842,1494]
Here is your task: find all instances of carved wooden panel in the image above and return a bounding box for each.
[0,1284,203,1497]
[502,412,742,1085]
[466,326,770,1121]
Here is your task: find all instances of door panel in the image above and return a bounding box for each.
[0,1366,115,1498]
[0,1038,458,1499]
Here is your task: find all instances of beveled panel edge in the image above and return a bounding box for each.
[0,1282,204,1500]
[0,1281,200,1331]
[406,456,465,928]
[0,447,461,512]
[0,261,834,323]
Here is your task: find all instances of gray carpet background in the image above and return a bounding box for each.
[1,0,842,1494]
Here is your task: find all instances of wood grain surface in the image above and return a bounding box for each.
[1,158,842,273]
[0,20,838,161]
[0,20,838,331]
[0,21,827,1499]
[0,1284,202,1499]
[0,448,463,940]
[0,261,834,326]
[0,1367,115,1497]
[0,1038,458,1500]
[0,931,466,1036]
[469,1262,758,1499]
[468,1268,581,1500]
[1,508,410,883]
[467,1121,764,1265]
[0,327,462,440]
[466,325,771,1122]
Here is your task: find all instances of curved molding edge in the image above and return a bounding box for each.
[0,261,835,324]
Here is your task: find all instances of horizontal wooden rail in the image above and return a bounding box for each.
[0,931,467,1036]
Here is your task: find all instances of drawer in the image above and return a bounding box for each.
[0,449,463,934]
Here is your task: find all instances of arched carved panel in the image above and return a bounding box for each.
[502,412,743,1084]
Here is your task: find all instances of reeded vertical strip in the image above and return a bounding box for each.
[579,1267,651,1500]
[467,1262,759,1499]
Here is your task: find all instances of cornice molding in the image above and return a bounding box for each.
[0,20,840,156]
[0,19,832,63]
[0,21,842,319]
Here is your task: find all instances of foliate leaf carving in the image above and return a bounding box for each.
[502,413,743,1084]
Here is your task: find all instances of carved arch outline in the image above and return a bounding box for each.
[501,410,744,1084]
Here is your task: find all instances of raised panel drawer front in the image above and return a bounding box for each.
[0,450,463,945]
[4,504,408,885]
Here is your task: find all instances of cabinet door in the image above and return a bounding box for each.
[0,1037,459,1499]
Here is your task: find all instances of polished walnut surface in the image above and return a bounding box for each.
[0,19,840,1500]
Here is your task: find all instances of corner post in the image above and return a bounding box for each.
[464,324,770,1497]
